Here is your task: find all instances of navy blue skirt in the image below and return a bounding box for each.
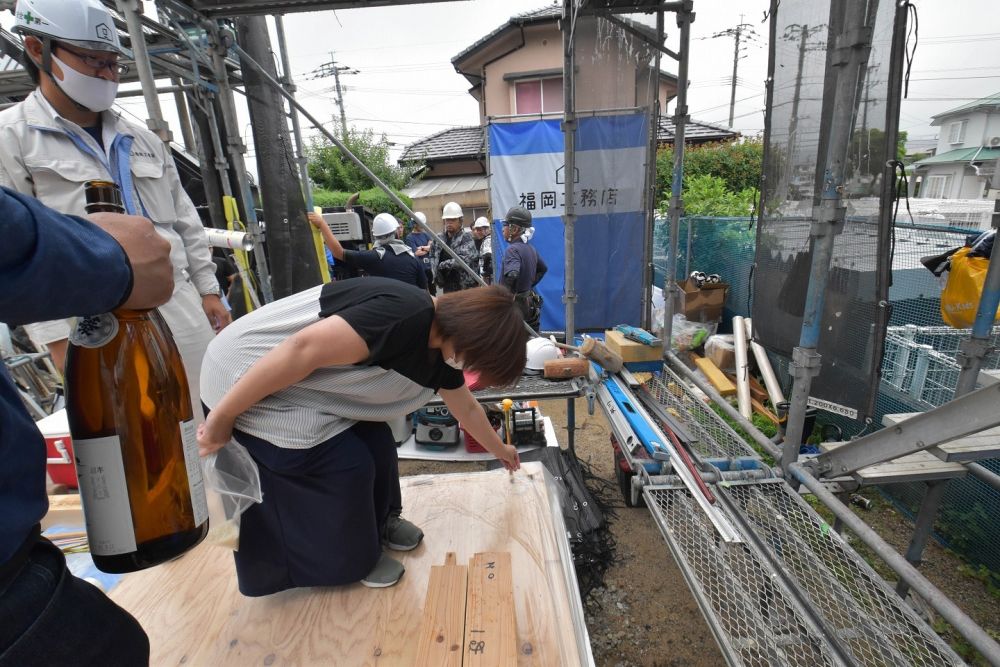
[231,421,399,597]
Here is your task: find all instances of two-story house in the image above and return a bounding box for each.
[400,6,738,227]
[913,91,1000,199]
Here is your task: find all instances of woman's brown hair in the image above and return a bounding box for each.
[435,285,530,387]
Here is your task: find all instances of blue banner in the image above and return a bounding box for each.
[488,113,649,331]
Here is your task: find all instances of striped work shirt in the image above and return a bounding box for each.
[200,277,464,449]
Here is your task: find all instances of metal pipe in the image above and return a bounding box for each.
[640,9,664,331]
[116,0,171,142]
[745,318,785,404]
[733,315,752,419]
[790,464,1000,663]
[647,467,774,485]
[967,461,1000,491]
[782,0,871,475]
[662,2,693,345]
[896,479,947,598]
[666,351,782,461]
[562,0,578,347]
[227,43,491,297]
[274,15,313,209]
[208,28,273,303]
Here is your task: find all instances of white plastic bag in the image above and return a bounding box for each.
[202,440,262,550]
[670,314,716,352]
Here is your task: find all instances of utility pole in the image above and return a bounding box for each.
[307,53,358,139]
[712,15,757,128]
[782,23,825,195]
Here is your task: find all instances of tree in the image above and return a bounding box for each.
[307,127,409,193]
[655,139,763,205]
[682,175,757,217]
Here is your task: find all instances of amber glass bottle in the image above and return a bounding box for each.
[65,181,208,573]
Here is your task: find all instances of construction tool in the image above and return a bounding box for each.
[614,324,661,347]
[550,335,624,373]
[502,398,514,482]
[542,356,590,379]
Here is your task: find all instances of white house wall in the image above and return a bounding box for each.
[935,109,1000,154]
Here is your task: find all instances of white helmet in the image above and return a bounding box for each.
[414,211,427,226]
[442,201,463,219]
[473,217,491,229]
[13,0,128,55]
[372,213,400,238]
[524,337,561,374]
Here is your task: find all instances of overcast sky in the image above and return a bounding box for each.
[6,1,998,168]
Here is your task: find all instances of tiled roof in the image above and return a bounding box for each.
[913,147,1000,167]
[399,126,485,163]
[658,117,739,143]
[931,92,1000,121]
[400,117,738,165]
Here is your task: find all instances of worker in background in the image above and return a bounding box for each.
[435,201,480,293]
[404,211,435,293]
[0,0,229,419]
[1,187,176,665]
[472,216,493,284]
[309,211,427,290]
[499,206,547,331]
[196,279,525,593]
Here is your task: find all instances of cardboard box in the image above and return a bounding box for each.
[675,279,728,323]
[604,329,663,363]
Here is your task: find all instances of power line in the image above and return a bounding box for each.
[710,15,760,127]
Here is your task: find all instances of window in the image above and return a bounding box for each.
[948,120,968,145]
[922,174,952,199]
[514,77,564,115]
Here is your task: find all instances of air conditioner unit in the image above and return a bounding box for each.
[989,136,1000,148]
[322,211,364,242]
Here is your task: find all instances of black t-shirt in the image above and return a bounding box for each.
[318,277,463,391]
[341,247,428,289]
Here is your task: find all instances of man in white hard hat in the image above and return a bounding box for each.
[472,216,493,284]
[435,201,480,294]
[0,0,229,414]
[404,211,435,292]
[309,212,427,289]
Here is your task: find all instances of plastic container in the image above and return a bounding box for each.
[37,409,78,488]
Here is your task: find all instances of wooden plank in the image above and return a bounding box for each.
[750,398,780,425]
[464,552,517,667]
[604,329,663,363]
[820,442,967,485]
[108,462,584,666]
[415,552,468,667]
[691,354,736,396]
[747,376,769,404]
[42,493,83,530]
[882,412,1000,463]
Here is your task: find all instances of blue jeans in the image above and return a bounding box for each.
[0,538,149,666]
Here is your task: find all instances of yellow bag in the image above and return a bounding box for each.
[940,247,998,328]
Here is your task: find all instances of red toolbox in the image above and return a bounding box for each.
[37,409,78,488]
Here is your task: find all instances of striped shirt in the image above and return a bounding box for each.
[200,278,464,449]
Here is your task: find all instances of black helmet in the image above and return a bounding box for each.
[503,206,532,228]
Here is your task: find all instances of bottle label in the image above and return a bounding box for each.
[180,420,209,527]
[69,314,119,348]
[74,435,137,555]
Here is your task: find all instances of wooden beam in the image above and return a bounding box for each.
[415,553,468,667]
[463,552,517,667]
[691,354,736,396]
[751,398,780,426]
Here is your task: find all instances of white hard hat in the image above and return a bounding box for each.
[524,337,561,374]
[473,217,491,229]
[442,201,463,219]
[372,213,400,238]
[13,0,128,55]
[414,212,427,225]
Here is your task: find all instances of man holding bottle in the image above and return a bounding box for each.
[0,0,229,418]
[1,186,175,665]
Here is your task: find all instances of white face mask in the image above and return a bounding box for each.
[52,55,118,113]
[444,355,464,371]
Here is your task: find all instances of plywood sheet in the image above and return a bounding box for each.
[109,462,587,666]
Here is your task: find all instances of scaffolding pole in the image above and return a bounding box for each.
[562,0,579,451]
[781,0,871,476]
[640,10,664,331]
[116,0,172,142]
[661,1,693,344]
[274,15,313,209]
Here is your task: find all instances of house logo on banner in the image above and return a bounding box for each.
[488,113,649,331]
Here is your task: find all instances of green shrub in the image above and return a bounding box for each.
[312,187,414,222]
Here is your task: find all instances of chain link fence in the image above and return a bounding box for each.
[654,214,1000,575]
